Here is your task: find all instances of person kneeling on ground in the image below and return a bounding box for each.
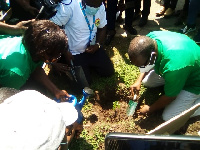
[50,0,114,85]
[0,20,72,101]
[128,31,200,121]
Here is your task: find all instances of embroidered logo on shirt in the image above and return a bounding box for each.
[95,18,100,27]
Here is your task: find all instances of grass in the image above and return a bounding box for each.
[68,36,146,150]
[67,31,199,149]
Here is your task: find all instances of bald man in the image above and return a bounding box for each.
[128,31,200,121]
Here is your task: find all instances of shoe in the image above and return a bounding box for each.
[193,31,200,44]
[105,30,116,46]
[139,17,148,27]
[180,25,196,34]
[156,6,166,17]
[164,8,175,18]
[123,25,137,35]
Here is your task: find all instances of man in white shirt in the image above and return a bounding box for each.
[50,0,114,84]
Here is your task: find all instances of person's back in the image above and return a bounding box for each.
[0,35,42,89]
[147,31,200,96]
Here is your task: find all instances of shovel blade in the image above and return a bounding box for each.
[127,100,138,116]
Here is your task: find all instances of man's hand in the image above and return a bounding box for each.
[136,105,150,118]
[85,44,99,54]
[15,19,34,33]
[55,90,70,102]
[130,73,146,97]
[130,81,141,97]
[139,105,150,114]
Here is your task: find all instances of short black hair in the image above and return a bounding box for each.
[128,36,155,61]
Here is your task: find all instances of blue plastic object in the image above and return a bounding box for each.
[54,87,93,123]
[54,95,77,106]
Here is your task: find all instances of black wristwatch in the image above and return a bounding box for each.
[96,42,101,49]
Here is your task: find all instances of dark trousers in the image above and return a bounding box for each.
[187,0,200,26]
[135,0,151,18]
[106,0,118,30]
[73,48,114,84]
[125,0,135,27]
[164,0,178,10]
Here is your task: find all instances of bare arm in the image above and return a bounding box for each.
[139,95,176,114]
[130,72,146,96]
[31,67,70,100]
[0,20,33,35]
[96,26,107,45]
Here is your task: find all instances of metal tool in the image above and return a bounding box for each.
[126,94,138,116]
[35,6,44,19]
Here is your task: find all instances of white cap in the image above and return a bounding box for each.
[57,102,78,126]
[0,90,78,150]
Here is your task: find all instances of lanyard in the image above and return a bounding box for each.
[79,2,95,42]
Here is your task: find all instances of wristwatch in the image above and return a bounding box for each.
[96,42,101,49]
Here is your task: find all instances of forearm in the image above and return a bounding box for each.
[96,26,107,45]
[136,72,146,83]
[31,67,61,96]
[0,22,23,35]
[149,95,176,113]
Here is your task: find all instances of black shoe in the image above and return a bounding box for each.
[180,25,196,34]
[123,25,137,35]
[139,17,148,27]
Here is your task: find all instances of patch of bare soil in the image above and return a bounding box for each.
[81,85,200,149]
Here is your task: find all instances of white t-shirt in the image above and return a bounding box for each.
[50,0,107,55]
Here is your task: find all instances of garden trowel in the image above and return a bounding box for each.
[127,94,138,116]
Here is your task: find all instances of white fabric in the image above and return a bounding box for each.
[139,64,155,73]
[142,70,200,121]
[0,90,78,150]
[50,0,107,55]
[163,90,200,121]
[142,70,165,87]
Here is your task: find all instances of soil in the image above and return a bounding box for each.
[49,1,200,149]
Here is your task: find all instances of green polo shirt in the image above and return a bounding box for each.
[0,35,42,89]
[147,31,200,97]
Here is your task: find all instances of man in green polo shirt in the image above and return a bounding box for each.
[128,31,200,121]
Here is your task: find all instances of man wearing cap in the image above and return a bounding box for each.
[128,31,200,121]
[50,0,114,84]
